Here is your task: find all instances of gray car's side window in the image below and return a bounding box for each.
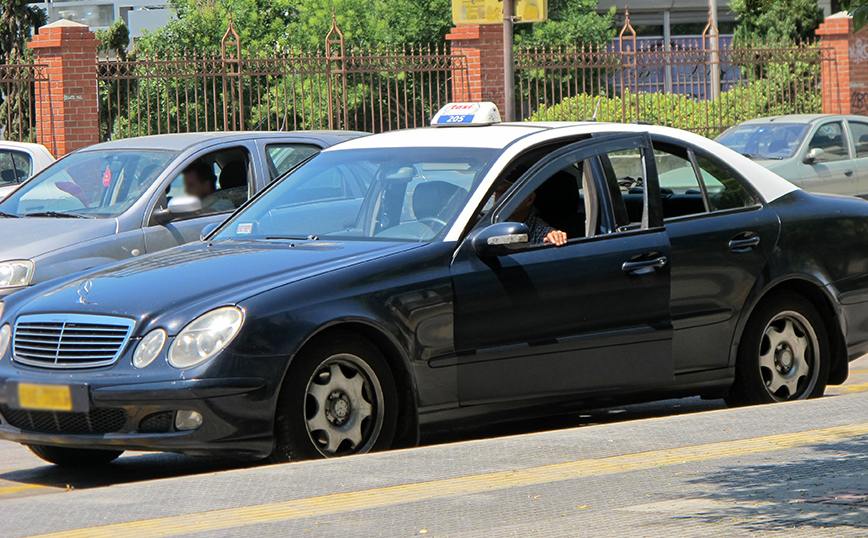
[808,122,850,162]
[265,144,320,181]
[849,121,868,159]
[158,146,253,218]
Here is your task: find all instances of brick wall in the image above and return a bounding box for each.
[817,13,868,116]
[28,20,100,157]
[447,25,506,113]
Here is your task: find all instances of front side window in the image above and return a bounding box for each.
[215,147,496,243]
[808,122,850,162]
[0,150,175,218]
[160,147,252,216]
[0,151,31,186]
[849,121,868,158]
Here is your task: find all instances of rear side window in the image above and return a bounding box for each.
[0,150,31,186]
[808,122,850,162]
[850,122,868,158]
[265,144,320,180]
[694,154,757,211]
[654,148,708,220]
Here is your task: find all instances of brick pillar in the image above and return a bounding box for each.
[447,25,506,113]
[28,20,100,157]
[816,13,868,116]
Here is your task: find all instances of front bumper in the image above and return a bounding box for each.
[0,375,275,459]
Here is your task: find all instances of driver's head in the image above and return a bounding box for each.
[183,162,217,199]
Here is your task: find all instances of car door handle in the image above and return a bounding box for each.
[729,235,760,252]
[622,256,668,274]
[845,170,854,177]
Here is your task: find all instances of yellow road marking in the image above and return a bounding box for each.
[23,422,868,538]
[842,381,868,392]
[0,484,46,497]
[849,368,868,375]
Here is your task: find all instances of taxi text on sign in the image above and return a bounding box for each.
[452,0,548,25]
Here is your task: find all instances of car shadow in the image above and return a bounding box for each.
[679,435,868,532]
[0,396,726,491]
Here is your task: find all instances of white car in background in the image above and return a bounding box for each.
[0,142,55,201]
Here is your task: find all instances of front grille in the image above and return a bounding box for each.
[0,405,128,434]
[12,314,135,369]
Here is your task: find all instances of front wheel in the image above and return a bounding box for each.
[270,333,398,463]
[27,444,123,467]
[726,293,829,407]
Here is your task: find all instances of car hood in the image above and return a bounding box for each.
[0,218,117,260]
[16,240,424,333]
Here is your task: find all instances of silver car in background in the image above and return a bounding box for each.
[0,131,365,298]
[716,114,868,197]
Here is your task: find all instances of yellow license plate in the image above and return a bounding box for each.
[18,383,72,411]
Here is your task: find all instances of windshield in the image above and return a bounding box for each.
[0,150,176,218]
[716,123,809,160]
[215,147,497,242]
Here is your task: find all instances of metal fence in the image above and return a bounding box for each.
[98,16,467,141]
[517,16,836,138]
[0,62,47,143]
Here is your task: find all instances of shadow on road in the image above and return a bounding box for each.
[683,434,868,532]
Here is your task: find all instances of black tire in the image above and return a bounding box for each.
[27,444,123,467]
[270,332,398,463]
[726,292,830,407]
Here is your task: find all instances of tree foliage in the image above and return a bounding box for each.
[0,0,46,60]
[516,0,615,47]
[841,0,868,33]
[729,0,824,46]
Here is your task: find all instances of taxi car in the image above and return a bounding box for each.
[2,104,868,466]
[0,131,364,299]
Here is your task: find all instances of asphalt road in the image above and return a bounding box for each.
[2,356,868,537]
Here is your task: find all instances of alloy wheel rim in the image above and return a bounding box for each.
[304,354,384,457]
[758,311,820,401]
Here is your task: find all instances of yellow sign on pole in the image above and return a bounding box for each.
[452,0,547,25]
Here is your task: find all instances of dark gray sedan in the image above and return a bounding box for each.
[0,131,365,298]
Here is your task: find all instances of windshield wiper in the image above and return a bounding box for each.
[0,211,21,218]
[25,211,91,219]
[265,235,318,241]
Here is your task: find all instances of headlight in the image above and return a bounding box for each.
[168,307,244,368]
[0,260,33,288]
[133,329,167,369]
[0,325,10,358]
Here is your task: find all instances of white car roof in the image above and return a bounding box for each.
[328,121,798,212]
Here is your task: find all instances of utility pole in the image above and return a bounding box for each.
[503,0,516,121]
[709,0,721,100]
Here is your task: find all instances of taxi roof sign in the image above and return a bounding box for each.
[431,102,502,127]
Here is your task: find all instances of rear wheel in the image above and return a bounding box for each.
[27,444,123,467]
[270,333,398,463]
[726,293,829,407]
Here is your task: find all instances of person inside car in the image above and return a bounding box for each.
[183,162,233,212]
[493,178,568,246]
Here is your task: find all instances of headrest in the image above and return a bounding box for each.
[413,181,467,222]
[534,170,580,217]
[219,161,247,190]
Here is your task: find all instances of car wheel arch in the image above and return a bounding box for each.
[278,319,420,450]
[731,275,848,386]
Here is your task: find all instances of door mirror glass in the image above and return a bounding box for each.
[199,222,220,241]
[167,195,202,215]
[472,222,531,256]
[804,147,824,164]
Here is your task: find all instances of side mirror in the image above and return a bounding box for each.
[804,147,824,164]
[200,222,220,241]
[153,196,203,225]
[472,222,531,257]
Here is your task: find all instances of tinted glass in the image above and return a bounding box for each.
[695,154,757,211]
[655,149,707,219]
[0,150,175,218]
[9,151,32,181]
[716,123,809,159]
[266,144,320,180]
[0,151,15,187]
[808,122,850,162]
[215,147,496,242]
[849,121,868,158]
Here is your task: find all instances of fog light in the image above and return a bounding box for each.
[175,410,203,431]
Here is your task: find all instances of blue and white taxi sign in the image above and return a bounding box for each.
[431,102,502,126]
